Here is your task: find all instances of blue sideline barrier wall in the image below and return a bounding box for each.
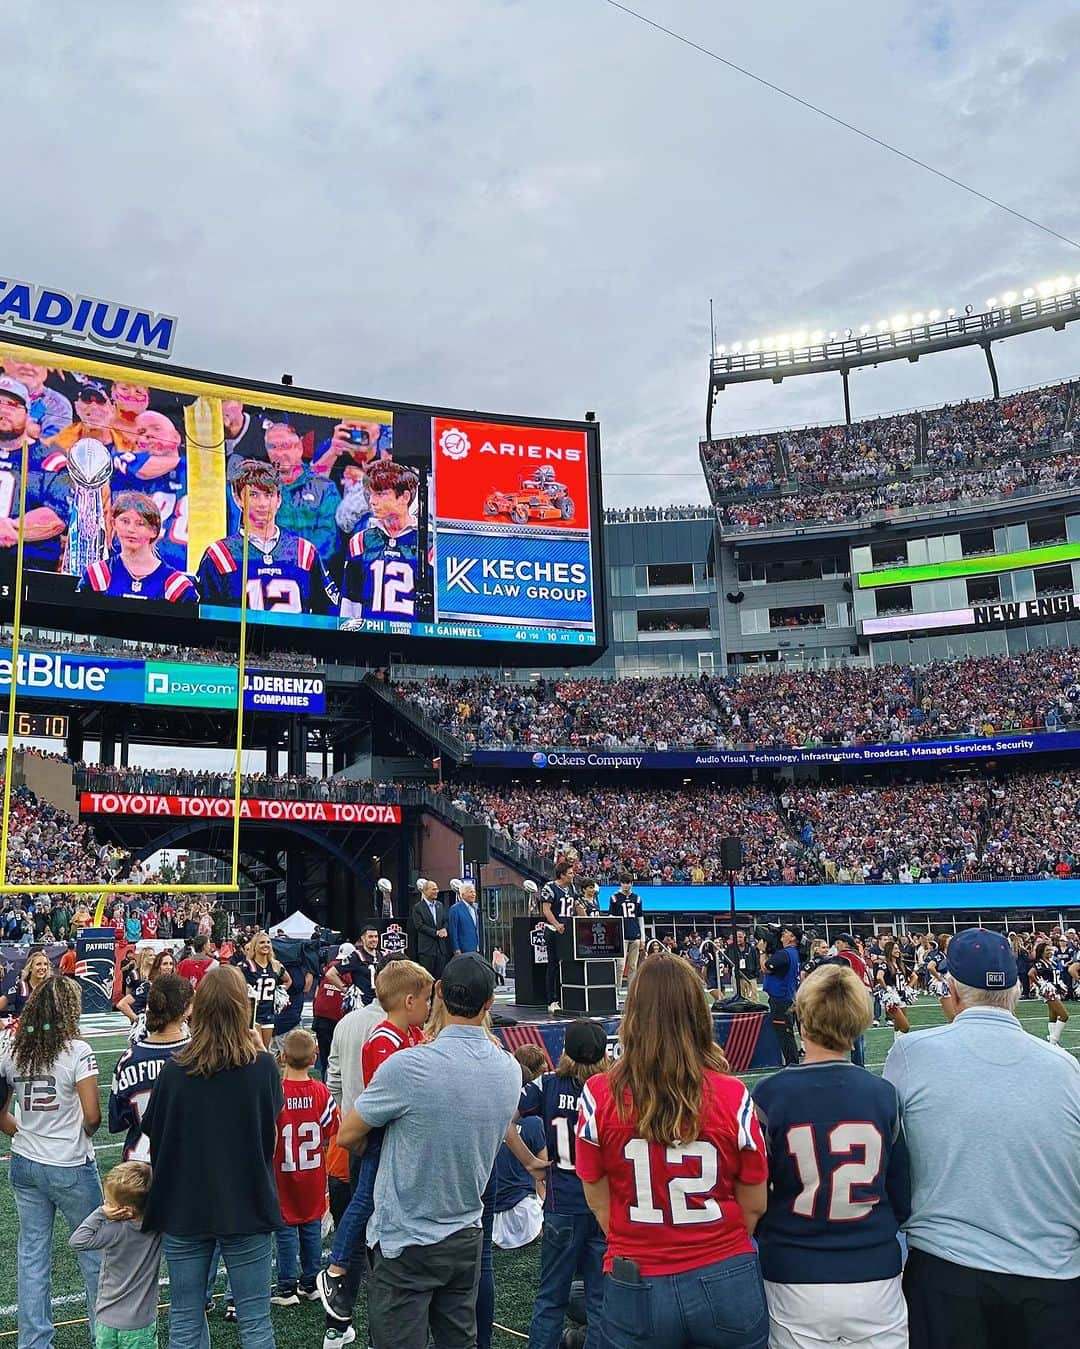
[598,880,1080,913]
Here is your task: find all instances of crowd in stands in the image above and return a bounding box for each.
[396,647,1080,751]
[702,377,1080,532]
[6,630,322,671]
[76,764,400,803]
[1,782,125,891]
[603,504,713,522]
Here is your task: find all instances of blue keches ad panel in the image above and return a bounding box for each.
[435,529,594,631]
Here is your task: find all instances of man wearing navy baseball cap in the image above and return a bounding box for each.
[884,928,1080,1347]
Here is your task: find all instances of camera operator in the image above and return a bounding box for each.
[760,926,801,1065]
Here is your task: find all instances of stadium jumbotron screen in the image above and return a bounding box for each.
[0,339,604,660]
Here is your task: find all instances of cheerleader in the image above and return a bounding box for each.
[121,949,178,1044]
[924,933,952,1006]
[876,939,914,1035]
[0,947,53,1020]
[241,930,292,1047]
[1031,939,1069,1045]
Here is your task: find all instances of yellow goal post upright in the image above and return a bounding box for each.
[0,440,252,909]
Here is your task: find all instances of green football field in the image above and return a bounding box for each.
[0,997,1073,1347]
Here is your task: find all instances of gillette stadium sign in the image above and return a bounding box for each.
[0,650,324,714]
[0,278,176,356]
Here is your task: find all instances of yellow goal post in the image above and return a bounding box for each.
[0,437,252,904]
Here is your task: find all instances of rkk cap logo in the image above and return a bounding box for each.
[439,427,470,460]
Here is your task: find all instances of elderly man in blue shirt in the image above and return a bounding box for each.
[884,927,1080,1348]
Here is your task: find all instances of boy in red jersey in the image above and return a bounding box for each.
[316,959,434,1321]
[272,1028,340,1306]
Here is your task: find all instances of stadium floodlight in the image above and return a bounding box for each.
[890,314,909,331]
[777,333,791,349]
[716,344,725,355]
[876,320,889,332]
[1056,275,1071,292]
[1023,288,1035,299]
[746,339,759,353]
[1002,291,1017,305]
[947,308,956,317]
[732,342,743,354]
[911,312,924,325]
[792,330,808,347]
[859,323,871,335]
[928,309,941,321]
[1037,280,1055,297]
[986,297,997,309]
[811,330,824,343]
[964,304,974,314]
[1075,274,1080,287]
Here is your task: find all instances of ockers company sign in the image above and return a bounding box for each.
[79,793,402,825]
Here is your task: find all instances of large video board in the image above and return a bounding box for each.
[0,339,604,660]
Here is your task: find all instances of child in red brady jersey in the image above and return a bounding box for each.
[316,959,434,1322]
[271,1028,340,1307]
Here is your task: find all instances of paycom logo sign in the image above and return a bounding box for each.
[144,662,237,709]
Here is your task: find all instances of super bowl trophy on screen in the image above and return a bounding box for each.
[63,437,112,575]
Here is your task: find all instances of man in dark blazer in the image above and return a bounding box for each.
[411,877,452,977]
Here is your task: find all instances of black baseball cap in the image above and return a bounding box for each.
[834,933,858,947]
[441,953,496,1016]
[563,1018,608,1065]
[947,928,1018,990]
[76,380,109,404]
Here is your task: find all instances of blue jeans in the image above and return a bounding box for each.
[528,1210,606,1349]
[600,1251,769,1349]
[11,1153,103,1349]
[276,1219,322,1289]
[163,1233,275,1349]
[852,1034,866,1068]
[477,1170,496,1349]
[204,1243,232,1304]
[328,1129,382,1268]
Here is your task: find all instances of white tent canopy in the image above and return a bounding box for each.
[269,910,318,940]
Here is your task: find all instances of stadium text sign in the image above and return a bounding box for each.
[79,793,401,825]
[0,650,325,714]
[864,591,1080,637]
[471,730,1080,770]
[0,279,176,355]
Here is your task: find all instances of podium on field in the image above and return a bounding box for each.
[559,914,623,1015]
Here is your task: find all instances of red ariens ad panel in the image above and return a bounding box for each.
[432,417,590,531]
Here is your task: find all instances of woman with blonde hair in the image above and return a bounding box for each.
[116,946,156,1025]
[240,929,291,1047]
[0,976,104,1348]
[0,945,53,1017]
[576,953,770,1348]
[143,962,282,1348]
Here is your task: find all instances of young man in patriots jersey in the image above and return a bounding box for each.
[111,409,188,572]
[540,861,579,1014]
[752,964,910,1349]
[0,375,73,571]
[339,459,420,625]
[198,460,340,616]
[520,1018,610,1349]
[78,492,197,603]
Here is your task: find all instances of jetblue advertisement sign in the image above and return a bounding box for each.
[471,730,1080,771]
[437,529,593,630]
[0,278,176,355]
[0,650,324,714]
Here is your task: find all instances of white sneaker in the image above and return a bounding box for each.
[323,1326,356,1349]
[548,1001,561,1014]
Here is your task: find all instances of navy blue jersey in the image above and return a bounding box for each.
[272,960,307,1036]
[0,446,73,571]
[336,951,377,1006]
[111,455,188,572]
[608,890,642,940]
[340,522,418,622]
[109,1035,190,1161]
[198,530,339,615]
[494,1115,546,1214]
[519,1072,593,1215]
[540,882,577,924]
[78,556,198,604]
[130,980,150,1016]
[240,959,283,1025]
[0,978,35,1016]
[752,1061,910,1284]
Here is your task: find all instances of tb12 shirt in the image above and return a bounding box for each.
[751,1060,910,1284]
[274,1077,340,1225]
[575,1068,767,1276]
[109,1036,191,1161]
[0,1038,98,1165]
[608,889,643,940]
[519,1072,594,1215]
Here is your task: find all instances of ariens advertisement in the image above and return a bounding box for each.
[0,648,325,713]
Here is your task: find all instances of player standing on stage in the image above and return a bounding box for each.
[541,862,578,1015]
[608,873,643,987]
[198,460,340,616]
[752,964,911,1349]
[339,460,420,625]
[78,492,197,603]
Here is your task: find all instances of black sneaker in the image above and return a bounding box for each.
[271,1284,300,1306]
[316,1267,353,1321]
[224,1300,237,1322]
[299,1281,321,1301]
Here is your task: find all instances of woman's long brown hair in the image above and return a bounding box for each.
[13,976,83,1079]
[175,964,258,1077]
[608,954,730,1145]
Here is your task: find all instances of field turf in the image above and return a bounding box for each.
[0,996,1073,1347]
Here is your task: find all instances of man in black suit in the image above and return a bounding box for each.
[411,877,451,978]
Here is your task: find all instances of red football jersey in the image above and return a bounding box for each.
[177,956,216,991]
[274,1077,340,1226]
[312,965,352,1023]
[575,1068,767,1275]
[361,1020,425,1087]
[838,950,873,989]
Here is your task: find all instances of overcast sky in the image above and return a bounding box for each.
[6,0,1080,512]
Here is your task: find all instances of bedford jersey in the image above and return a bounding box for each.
[198,530,340,615]
[111,456,188,572]
[608,890,643,940]
[78,556,198,604]
[0,448,73,571]
[576,1069,767,1275]
[109,1036,190,1161]
[751,1061,910,1284]
[274,1077,339,1225]
[340,522,418,622]
[519,1072,593,1215]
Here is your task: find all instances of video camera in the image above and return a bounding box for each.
[753,922,804,956]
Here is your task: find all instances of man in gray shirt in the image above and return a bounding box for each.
[884,927,1080,1348]
[338,952,521,1349]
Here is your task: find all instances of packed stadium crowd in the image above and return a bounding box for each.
[396,647,1080,751]
[7,631,323,671]
[701,377,1080,531]
[75,764,399,803]
[603,504,714,522]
